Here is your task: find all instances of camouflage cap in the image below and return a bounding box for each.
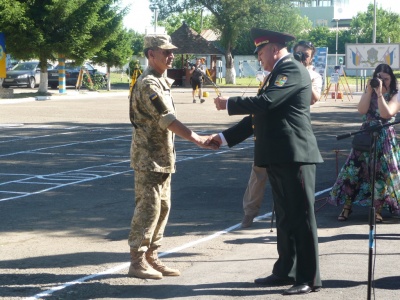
[144,34,178,50]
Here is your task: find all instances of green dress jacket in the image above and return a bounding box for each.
[223,54,323,166]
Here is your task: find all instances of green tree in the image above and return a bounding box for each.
[351,4,400,43]
[150,0,309,84]
[131,30,145,57]
[91,27,133,91]
[234,4,312,55]
[158,9,213,35]
[0,0,127,93]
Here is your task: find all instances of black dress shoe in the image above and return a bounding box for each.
[254,274,294,286]
[283,284,321,295]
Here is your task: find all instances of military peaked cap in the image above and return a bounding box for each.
[251,28,296,53]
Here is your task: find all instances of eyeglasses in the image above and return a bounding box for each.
[297,41,314,49]
[161,49,173,56]
[151,48,173,56]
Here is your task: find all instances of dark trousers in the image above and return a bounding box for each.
[266,163,321,288]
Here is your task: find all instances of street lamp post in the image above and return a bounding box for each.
[334,18,339,66]
[373,0,376,43]
[149,4,158,33]
[154,8,158,33]
[332,18,340,100]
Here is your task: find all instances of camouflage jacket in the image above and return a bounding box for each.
[130,66,177,173]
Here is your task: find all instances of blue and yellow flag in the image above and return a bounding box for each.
[0,33,6,78]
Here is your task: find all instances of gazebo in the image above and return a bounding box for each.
[169,22,223,87]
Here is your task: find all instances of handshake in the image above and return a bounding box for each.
[193,95,229,150]
[195,133,222,150]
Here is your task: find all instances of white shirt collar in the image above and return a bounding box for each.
[272,53,291,70]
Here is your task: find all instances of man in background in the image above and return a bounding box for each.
[190,58,206,103]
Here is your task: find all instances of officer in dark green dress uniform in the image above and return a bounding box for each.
[212,28,323,295]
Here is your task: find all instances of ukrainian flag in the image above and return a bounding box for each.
[383,48,394,65]
[0,33,5,78]
[351,49,360,66]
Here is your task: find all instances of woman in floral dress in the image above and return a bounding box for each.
[328,63,400,222]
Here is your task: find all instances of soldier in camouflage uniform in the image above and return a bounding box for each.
[128,34,218,280]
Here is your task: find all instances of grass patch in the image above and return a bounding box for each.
[108,72,368,88]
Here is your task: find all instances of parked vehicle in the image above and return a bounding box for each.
[2,61,53,89]
[48,62,107,89]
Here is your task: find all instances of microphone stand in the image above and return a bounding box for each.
[336,119,400,300]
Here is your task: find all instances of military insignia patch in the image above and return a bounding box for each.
[274,75,288,87]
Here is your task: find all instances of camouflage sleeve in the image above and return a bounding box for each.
[141,77,176,129]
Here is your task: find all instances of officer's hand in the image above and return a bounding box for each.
[214,96,228,111]
[197,134,220,150]
[205,134,222,149]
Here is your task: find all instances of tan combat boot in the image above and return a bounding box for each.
[128,250,163,279]
[146,248,181,276]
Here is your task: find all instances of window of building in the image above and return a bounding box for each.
[292,0,334,7]
[315,19,328,26]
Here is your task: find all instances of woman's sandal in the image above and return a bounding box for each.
[338,207,353,221]
[375,212,383,223]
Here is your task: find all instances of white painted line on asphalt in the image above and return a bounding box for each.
[0,123,25,127]
[24,262,131,300]
[2,127,329,299]
[0,161,131,202]
[25,212,272,300]
[315,187,332,197]
[24,187,333,299]
[0,134,130,158]
[0,142,253,202]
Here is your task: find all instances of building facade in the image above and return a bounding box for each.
[291,0,351,28]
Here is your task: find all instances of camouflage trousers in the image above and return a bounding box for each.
[128,170,171,252]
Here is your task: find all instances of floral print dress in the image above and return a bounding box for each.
[328,91,400,215]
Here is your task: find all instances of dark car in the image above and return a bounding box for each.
[48,62,107,89]
[2,61,53,89]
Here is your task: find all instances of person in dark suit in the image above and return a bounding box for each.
[209,28,323,295]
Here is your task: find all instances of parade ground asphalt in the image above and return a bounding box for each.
[0,86,399,300]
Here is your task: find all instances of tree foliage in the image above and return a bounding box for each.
[158,9,213,35]
[302,5,400,56]
[150,0,310,83]
[91,26,133,90]
[234,3,312,55]
[350,4,400,43]
[130,30,145,57]
[0,0,127,92]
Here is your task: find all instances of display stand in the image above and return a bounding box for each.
[129,62,142,95]
[322,65,353,101]
[76,67,93,91]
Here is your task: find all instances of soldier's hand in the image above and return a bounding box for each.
[205,134,222,149]
[197,135,220,150]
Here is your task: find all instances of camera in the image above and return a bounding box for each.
[186,60,196,68]
[294,51,306,63]
[370,74,381,88]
